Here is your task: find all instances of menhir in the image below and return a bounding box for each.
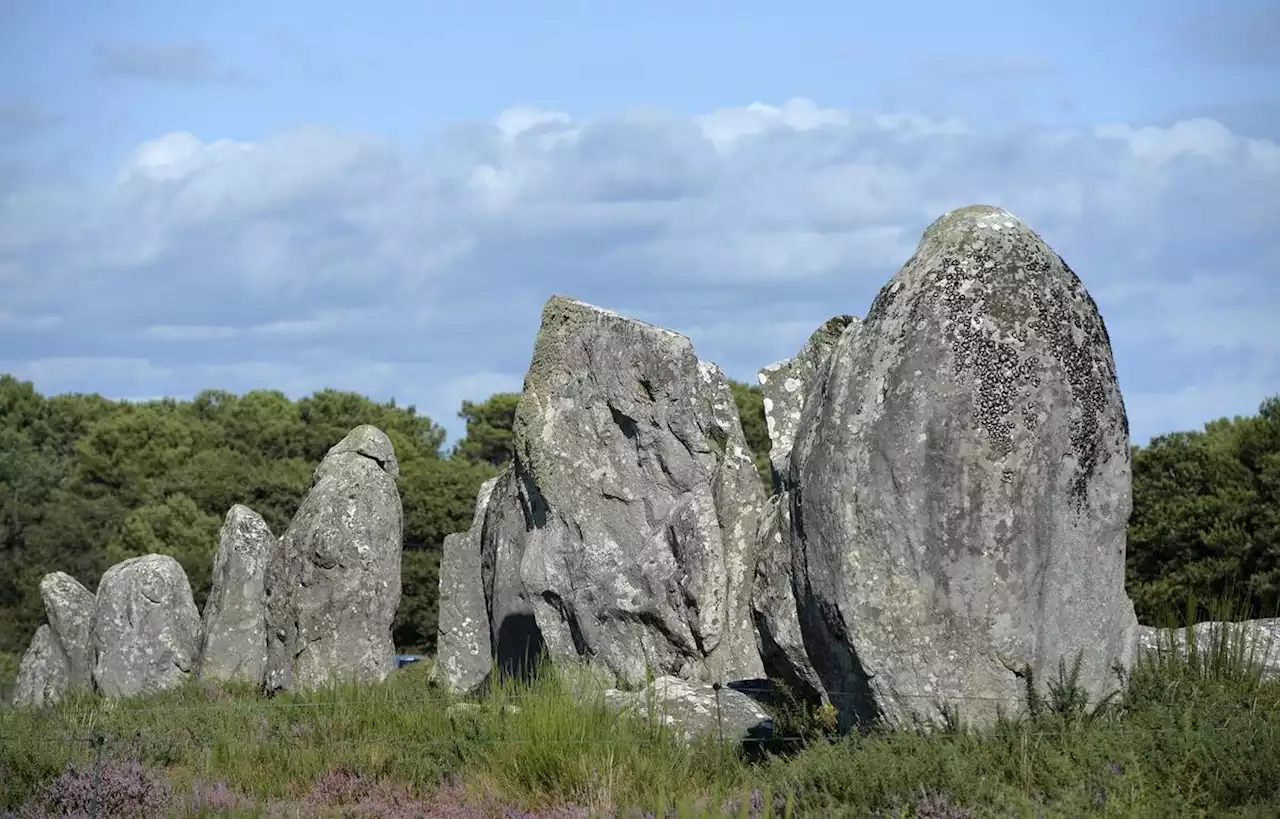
[264,425,403,693]
[787,205,1139,729]
[473,296,767,691]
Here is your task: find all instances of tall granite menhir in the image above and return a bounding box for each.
[454,296,768,691]
[787,205,1139,728]
[264,425,404,693]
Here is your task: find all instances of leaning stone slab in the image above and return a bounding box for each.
[39,571,95,693]
[198,505,276,685]
[751,317,856,705]
[433,476,500,695]
[92,554,202,700]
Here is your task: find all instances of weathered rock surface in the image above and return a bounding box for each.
[433,477,499,694]
[12,625,72,708]
[1136,619,1280,679]
[479,296,767,690]
[757,316,857,489]
[39,571,96,693]
[92,554,202,700]
[789,205,1138,729]
[199,505,276,685]
[752,494,826,705]
[750,318,856,706]
[264,424,403,693]
[602,676,774,745]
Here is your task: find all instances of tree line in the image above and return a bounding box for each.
[1,373,1276,682]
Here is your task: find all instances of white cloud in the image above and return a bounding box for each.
[1,98,1277,444]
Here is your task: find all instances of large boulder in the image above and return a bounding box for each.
[790,205,1138,729]
[433,477,500,694]
[481,296,767,690]
[264,425,404,693]
[12,625,71,708]
[199,505,276,685]
[92,554,202,700]
[751,318,856,705]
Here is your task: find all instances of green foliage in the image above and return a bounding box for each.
[395,456,501,652]
[103,493,223,611]
[728,379,772,489]
[453,392,521,467]
[1127,394,1280,623]
[0,380,481,667]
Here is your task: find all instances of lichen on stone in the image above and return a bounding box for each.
[869,204,1126,502]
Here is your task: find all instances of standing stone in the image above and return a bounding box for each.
[92,554,202,700]
[199,505,276,685]
[482,296,767,690]
[12,625,71,708]
[39,572,96,693]
[433,477,499,694]
[752,318,856,704]
[264,425,403,693]
[790,205,1138,729]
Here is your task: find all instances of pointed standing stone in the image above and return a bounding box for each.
[199,505,276,685]
[264,425,403,693]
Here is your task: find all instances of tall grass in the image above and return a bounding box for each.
[1,597,1277,818]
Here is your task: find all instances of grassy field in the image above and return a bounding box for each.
[1,602,1277,818]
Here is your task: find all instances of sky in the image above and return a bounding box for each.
[1,0,1277,447]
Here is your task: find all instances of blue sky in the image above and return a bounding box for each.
[1,0,1277,446]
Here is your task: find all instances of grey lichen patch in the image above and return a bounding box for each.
[866,204,1126,502]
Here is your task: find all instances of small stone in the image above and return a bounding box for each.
[602,676,773,746]
[12,625,72,708]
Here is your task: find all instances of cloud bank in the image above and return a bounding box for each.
[2,98,1276,444]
